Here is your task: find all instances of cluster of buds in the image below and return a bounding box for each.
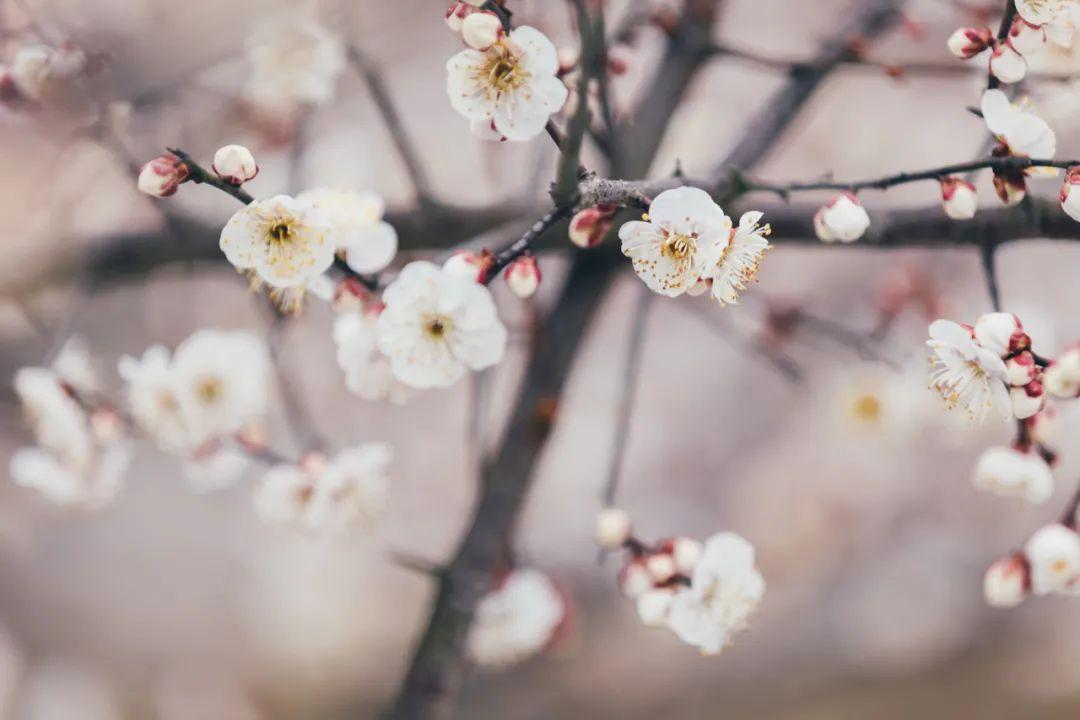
[947,14,1046,84]
[814,193,870,243]
[979,313,1045,418]
[568,204,618,248]
[939,176,978,220]
[445,1,504,51]
[597,508,702,626]
[985,520,1080,607]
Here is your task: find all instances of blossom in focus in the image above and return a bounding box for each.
[461,11,504,51]
[940,177,977,220]
[219,194,338,288]
[947,27,993,58]
[242,15,345,111]
[447,26,569,141]
[619,187,732,297]
[376,261,507,388]
[212,144,259,185]
[982,89,1057,173]
[705,210,770,307]
[813,193,870,243]
[297,188,397,274]
[137,153,190,198]
[973,446,1054,504]
[926,319,1011,422]
[974,312,1030,357]
[1024,523,1080,595]
[989,42,1028,83]
[569,204,617,248]
[255,444,392,532]
[465,569,566,668]
[665,532,765,655]
[333,309,412,403]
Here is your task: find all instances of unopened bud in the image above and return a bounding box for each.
[1060,166,1080,222]
[983,554,1028,608]
[619,561,653,598]
[1005,351,1038,386]
[137,153,190,197]
[331,277,371,314]
[462,11,503,50]
[644,552,676,584]
[212,144,259,185]
[443,250,491,283]
[940,176,977,220]
[504,254,541,298]
[672,537,702,575]
[947,26,993,59]
[636,588,674,626]
[1010,381,1046,420]
[596,507,632,549]
[568,205,616,248]
[606,44,631,76]
[989,42,1027,84]
[814,193,869,243]
[1044,347,1080,398]
[993,169,1026,206]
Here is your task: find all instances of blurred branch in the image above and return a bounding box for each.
[682,303,804,382]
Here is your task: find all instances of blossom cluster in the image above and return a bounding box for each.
[616,187,771,306]
[948,0,1080,85]
[596,508,764,655]
[984,522,1080,607]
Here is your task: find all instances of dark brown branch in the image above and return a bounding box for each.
[167,148,254,204]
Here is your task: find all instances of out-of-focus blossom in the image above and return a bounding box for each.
[940,177,978,219]
[243,15,345,111]
[212,144,259,185]
[947,26,993,58]
[219,194,338,289]
[814,193,870,243]
[376,261,507,388]
[1025,523,1080,595]
[982,89,1057,172]
[137,153,189,198]
[666,532,764,655]
[466,569,566,668]
[447,26,568,141]
[297,188,397,274]
[596,507,633,549]
[926,319,1011,422]
[984,554,1030,607]
[504,254,541,298]
[620,187,732,297]
[333,309,412,403]
[636,588,675,627]
[973,446,1054,504]
[1044,344,1080,397]
[255,444,392,532]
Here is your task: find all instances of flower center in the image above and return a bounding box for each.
[425,315,452,340]
[480,43,526,96]
[268,222,293,244]
[662,233,696,260]
[1052,558,1070,575]
[196,376,223,405]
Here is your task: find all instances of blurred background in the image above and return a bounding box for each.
[4,0,1080,717]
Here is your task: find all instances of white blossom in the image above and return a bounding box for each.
[182,443,253,493]
[219,194,338,288]
[813,193,870,243]
[1017,0,1076,26]
[137,153,189,198]
[619,187,732,297]
[333,310,412,403]
[466,569,565,668]
[596,507,632,549]
[243,15,345,110]
[672,537,703,575]
[973,445,1054,504]
[940,177,978,219]
[983,554,1029,608]
[297,188,398,274]
[706,210,770,306]
[636,588,675,627]
[11,441,131,509]
[1044,345,1080,397]
[974,312,1029,357]
[926,319,1011,422]
[447,26,569,141]
[376,261,507,388]
[255,444,392,532]
[1025,523,1080,595]
[982,89,1057,173]
[212,144,259,185]
[461,11,504,51]
[1009,17,1049,56]
[665,532,764,655]
[14,367,93,469]
[989,42,1028,83]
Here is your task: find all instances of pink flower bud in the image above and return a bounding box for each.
[212,144,259,185]
[568,205,616,248]
[947,26,993,58]
[1060,166,1080,221]
[504,254,540,298]
[989,42,1027,84]
[644,552,676,584]
[462,11,503,50]
[443,250,491,283]
[137,153,190,197]
[983,554,1029,608]
[1005,350,1038,386]
[596,507,632,549]
[940,176,977,220]
[814,193,869,243]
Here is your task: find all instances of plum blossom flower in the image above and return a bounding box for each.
[219,194,337,289]
[989,42,1028,83]
[242,15,345,111]
[1025,523,1080,595]
[1017,0,1076,26]
[447,26,569,141]
[137,153,189,198]
[974,312,1030,357]
[814,193,870,243]
[947,27,993,58]
[376,261,507,388]
[119,330,270,458]
[984,554,1029,607]
[981,89,1057,174]
[333,309,412,403]
[705,210,770,306]
[973,446,1054,504]
[665,532,764,655]
[212,145,258,185]
[940,177,978,219]
[619,187,732,297]
[255,444,392,532]
[466,569,566,668]
[926,319,1011,422]
[296,188,397,274]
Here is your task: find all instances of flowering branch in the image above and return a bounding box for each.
[166,148,254,204]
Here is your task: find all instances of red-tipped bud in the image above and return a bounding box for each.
[137,153,190,198]
[504,254,540,298]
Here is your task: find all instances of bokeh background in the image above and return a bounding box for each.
[4,0,1080,717]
